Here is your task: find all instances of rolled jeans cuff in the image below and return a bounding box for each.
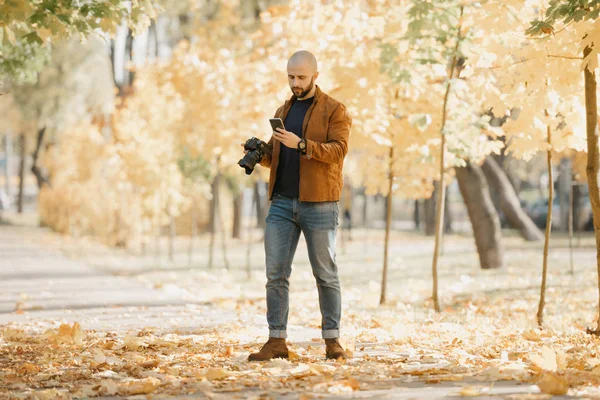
[322,329,339,339]
[269,330,287,339]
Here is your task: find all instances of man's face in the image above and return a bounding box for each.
[287,62,317,99]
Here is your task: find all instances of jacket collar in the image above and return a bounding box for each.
[285,84,323,107]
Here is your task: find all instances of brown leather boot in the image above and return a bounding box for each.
[325,338,347,360]
[248,338,289,361]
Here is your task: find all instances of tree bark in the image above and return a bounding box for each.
[414,200,420,229]
[218,197,230,270]
[431,15,464,311]
[444,186,453,234]
[254,181,267,229]
[583,44,600,335]
[424,195,436,235]
[380,146,394,305]
[208,173,220,268]
[362,189,369,228]
[188,200,196,265]
[17,134,25,214]
[124,28,135,88]
[232,189,242,239]
[569,175,575,275]
[558,157,572,232]
[4,133,12,198]
[31,127,49,189]
[537,122,553,327]
[482,157,544,241]
[456,162,504,269]
[109,38,120,95]
[247,186,257,278]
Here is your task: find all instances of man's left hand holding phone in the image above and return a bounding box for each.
[270,118,301,150]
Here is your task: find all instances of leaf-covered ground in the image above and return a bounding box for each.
[3,220,600,399]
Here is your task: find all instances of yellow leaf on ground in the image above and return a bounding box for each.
[205,368,231,381]
[123,335,148,351]
[340,378,360,390]
[118,377,161,396]
[2,328,28,342]
[537,372,569,395]
[44,323,84,345]
[339,338,355,358]
[530,346,557,372]
[458,386,482,396]
[288,349,300,360]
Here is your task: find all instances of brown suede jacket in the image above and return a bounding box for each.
[259,85,352,202]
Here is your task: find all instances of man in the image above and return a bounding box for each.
[247,50,352,361]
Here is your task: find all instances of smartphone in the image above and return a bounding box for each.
[269,118,285,132]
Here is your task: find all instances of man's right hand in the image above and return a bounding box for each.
[241,142,249,154]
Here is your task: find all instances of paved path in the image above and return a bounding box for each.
[0,218,582,399]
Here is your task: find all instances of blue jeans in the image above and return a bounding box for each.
[264,194,341,339]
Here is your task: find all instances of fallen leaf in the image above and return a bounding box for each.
[44,323,84,345]
[537,372,569,395]
[530,346,557,372]
[205,368,231,381]
[118,377,161,395]
[123,335,148,351]
[458,386,482,396]
[17,363,40,376]
[2,328,29,342]
[340,378,360,390]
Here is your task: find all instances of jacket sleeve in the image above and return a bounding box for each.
[303,104,351,164]
[259,106,283,169]
[258,136,274,168]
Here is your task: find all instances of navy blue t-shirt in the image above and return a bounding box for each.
[273,96,314,199]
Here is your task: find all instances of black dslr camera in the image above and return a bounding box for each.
[238,137,272,175]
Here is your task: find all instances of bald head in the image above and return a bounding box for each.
[288,51,318,73]
[287,50,319,99]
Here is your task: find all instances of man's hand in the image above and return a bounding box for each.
[273,128,301,149]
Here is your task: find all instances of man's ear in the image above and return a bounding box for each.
[314,71,319,81]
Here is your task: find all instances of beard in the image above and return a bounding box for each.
[292,77,315,99]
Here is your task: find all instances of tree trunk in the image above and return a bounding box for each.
[189,200,196,265]
[232,189,242,239]
[124,28,135,88]
[255,181,267,229]
[362,190,369,228]
[247,186,257,278]
[455,162,504,269]
[481,157,544,241]
[109,38,120,94]
[208,174,220,268]
[537,122,553,327]
[380,146,394,305]
[583,44,600,335]
[17,134,25,214]
[4,133,12,198]
[444,186,453,234]
[147,20,158,60]
[31,127,49,189]
[569,175,575,275]
[558,157,572,232]
[168,213,175,261]
[178,14,191,42]
[424,195,436,236]
[414,200,420,230]
[219,198,230,270]
[154,219,161,260]
[431,21,463,311]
